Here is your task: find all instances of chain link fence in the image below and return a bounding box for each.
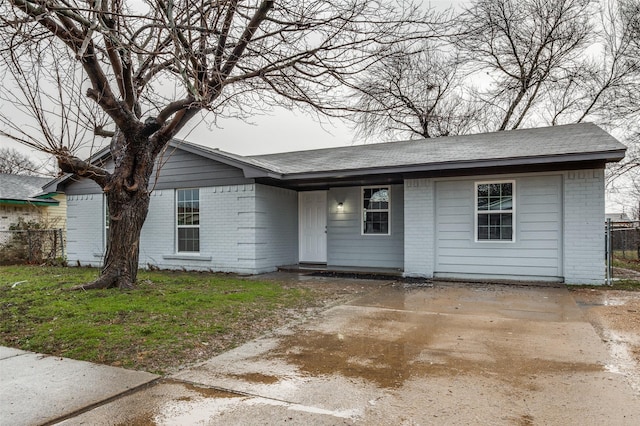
[610,221,640,259]
[0,229,65,265]
[605,219,640,284]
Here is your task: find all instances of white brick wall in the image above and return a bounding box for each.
[139,189,174,267]
[66,194,104,267]
[140,184,261,274]
[255,184,298,273]
[403,178,434,277]
[0,204,42,231]
[563,169,605,284]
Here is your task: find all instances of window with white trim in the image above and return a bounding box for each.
[104,195,110,249]
[362,187,390,235]
[177,188,200,252]
[476,181,514,241]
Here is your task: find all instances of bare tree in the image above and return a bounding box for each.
[350,44,481,140]
[0,147,38,175]
[0,0,426,289]
[455,0,594,131]
[545,0,640,127]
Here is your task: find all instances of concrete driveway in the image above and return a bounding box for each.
[51,280,640,425]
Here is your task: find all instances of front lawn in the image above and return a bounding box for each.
[0,266,321,374]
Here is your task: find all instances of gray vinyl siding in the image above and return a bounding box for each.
[434,175,562,280]
[64,171,109,195]
[327,185,404,269]
[152,148,251,189]
[63,148,250,195]
[254,185,298,272]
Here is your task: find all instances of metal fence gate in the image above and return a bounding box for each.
[0,229,65,265]
[605,219,640,284]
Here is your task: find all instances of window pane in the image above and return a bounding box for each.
[371,189,389,202]
[501,183,512,196]
[365,188,389,210]
[478,226,488,240]
[488,197,501,210]
[502,226,513,240]
[489,183,501,196]
[500,196,513,210]
[477,184,488,197]
[478,213,513,241]
[364,211,389,234]
[489,226,501,239]
[477,197,488,210]
[178,228,200,252]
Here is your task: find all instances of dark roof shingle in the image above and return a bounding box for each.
[0,173,54,202]
[245,123,625,175]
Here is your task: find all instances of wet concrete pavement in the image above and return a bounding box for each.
[0,347,158,426]
[49,280,640,425]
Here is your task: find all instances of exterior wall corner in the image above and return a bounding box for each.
[403,178,434,277]
[563,169,605,284]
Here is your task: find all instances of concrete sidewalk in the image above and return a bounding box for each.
[0,347,158,426]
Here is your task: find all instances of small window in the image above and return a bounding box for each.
[104,195,110,249]
[177,188,200,252]
[476,181,514,242]
[362,187,390,235]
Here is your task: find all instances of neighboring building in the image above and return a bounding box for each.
[605,212,633,223]
[0,173,66,231]
[45,123,626,284]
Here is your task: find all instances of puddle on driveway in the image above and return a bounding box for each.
[267,308,602,389]
[349,284,582,322]
[114,380,243,426]
[230,372,279,384]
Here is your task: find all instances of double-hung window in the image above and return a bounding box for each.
[177,188,200,252]
[476,181,514,242]
[362,187,390,235]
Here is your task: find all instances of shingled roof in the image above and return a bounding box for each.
[244,123,625,177]
[0,173,58,205]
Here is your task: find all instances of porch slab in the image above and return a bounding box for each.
[277,264,403,277]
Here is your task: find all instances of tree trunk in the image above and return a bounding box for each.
[105,190,150,289]
[71,188,150,290]
[70,132,159,291]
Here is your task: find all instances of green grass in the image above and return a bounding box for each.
[0,266,317,374]
[612,256,640,272]
[613,249,639,261]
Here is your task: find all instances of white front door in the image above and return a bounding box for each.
[299,191,327,263]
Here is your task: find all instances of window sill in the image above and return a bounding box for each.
[163,254,212,261]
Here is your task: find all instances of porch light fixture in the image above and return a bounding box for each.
[337,202,344,211]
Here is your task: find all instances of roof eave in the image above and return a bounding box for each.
[43,146,113,192]
[0,198,59,206]
[276,150,626,181]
